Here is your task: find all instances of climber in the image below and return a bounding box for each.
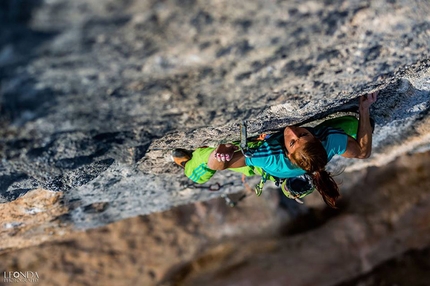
[173,92,378,208]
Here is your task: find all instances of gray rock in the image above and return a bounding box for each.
[0,0,428,237]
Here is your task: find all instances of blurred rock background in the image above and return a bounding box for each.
[0,150,429,286]
[0,0,429,285]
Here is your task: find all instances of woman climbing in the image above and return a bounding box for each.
[173,92,378,208]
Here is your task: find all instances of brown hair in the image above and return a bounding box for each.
[289,139,340,208]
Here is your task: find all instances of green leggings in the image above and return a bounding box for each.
[184,144,267,184]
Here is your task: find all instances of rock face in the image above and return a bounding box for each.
[0,0,429,251]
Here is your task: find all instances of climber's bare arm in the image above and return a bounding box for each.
[207,144,247,170]
[342,91,378,159]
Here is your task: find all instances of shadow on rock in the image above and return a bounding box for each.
[0,0,59,125]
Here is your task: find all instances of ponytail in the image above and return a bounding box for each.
[290,139,340,208]
[312,170,340,208]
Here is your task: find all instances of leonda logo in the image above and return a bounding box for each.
[3,271,39,283]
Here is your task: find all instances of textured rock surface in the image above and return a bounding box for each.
[0,0,429,251]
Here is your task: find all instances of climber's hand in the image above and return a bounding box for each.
[214,144,238,162]
[360,91,378,111]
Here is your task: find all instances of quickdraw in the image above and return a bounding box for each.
[254,171,271,196]
[182,181,248,207]
[239,120,254,158]
[182,181,235,191]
